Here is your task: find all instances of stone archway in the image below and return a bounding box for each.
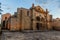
[36,16,43,30]
[2,17,8,30]
[36,23,42,30]
[36,16,40,21]
[2,20,5,29]
[36,16,40,30]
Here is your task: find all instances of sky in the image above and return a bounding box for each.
[0,0,60,18]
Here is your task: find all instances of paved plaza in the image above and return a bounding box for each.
[1,30,60,40]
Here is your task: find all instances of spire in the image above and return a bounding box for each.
[46,9,49,14]
[32,3,34,8]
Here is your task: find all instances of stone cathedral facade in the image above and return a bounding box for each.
[2,4,52,31]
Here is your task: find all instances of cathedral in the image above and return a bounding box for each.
[2,4,52,31]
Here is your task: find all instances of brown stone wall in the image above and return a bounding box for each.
[9,17,20,31]
[52,18,60,30]
[17,8,31,30]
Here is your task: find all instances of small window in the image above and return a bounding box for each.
[5,17,7,19]
[38,8,40,10]
[27,11,29,16]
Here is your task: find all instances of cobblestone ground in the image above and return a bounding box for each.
[1,30,60,40]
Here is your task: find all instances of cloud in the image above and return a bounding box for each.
[56,8,60,12]
[35,0,48,4]
[54,0,60,8]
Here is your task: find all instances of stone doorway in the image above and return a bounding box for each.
[2,20,5,29]
[2,20,8,30]
[36,23,42,30]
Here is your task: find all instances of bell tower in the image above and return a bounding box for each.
[46,9,49,14]
[32,3,34,8]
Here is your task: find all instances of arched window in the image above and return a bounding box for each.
[27,11,29,16]
[5,17,7,20]
[36,16,40,21]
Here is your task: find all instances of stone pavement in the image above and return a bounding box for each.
[1,31,60,40]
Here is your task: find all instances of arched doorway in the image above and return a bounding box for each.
[36,23,42,30]
[36,16,42,30]
[2,20,5,29]
[36,16,40,21]
[36,23,40,30]
[2,17,8,29]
